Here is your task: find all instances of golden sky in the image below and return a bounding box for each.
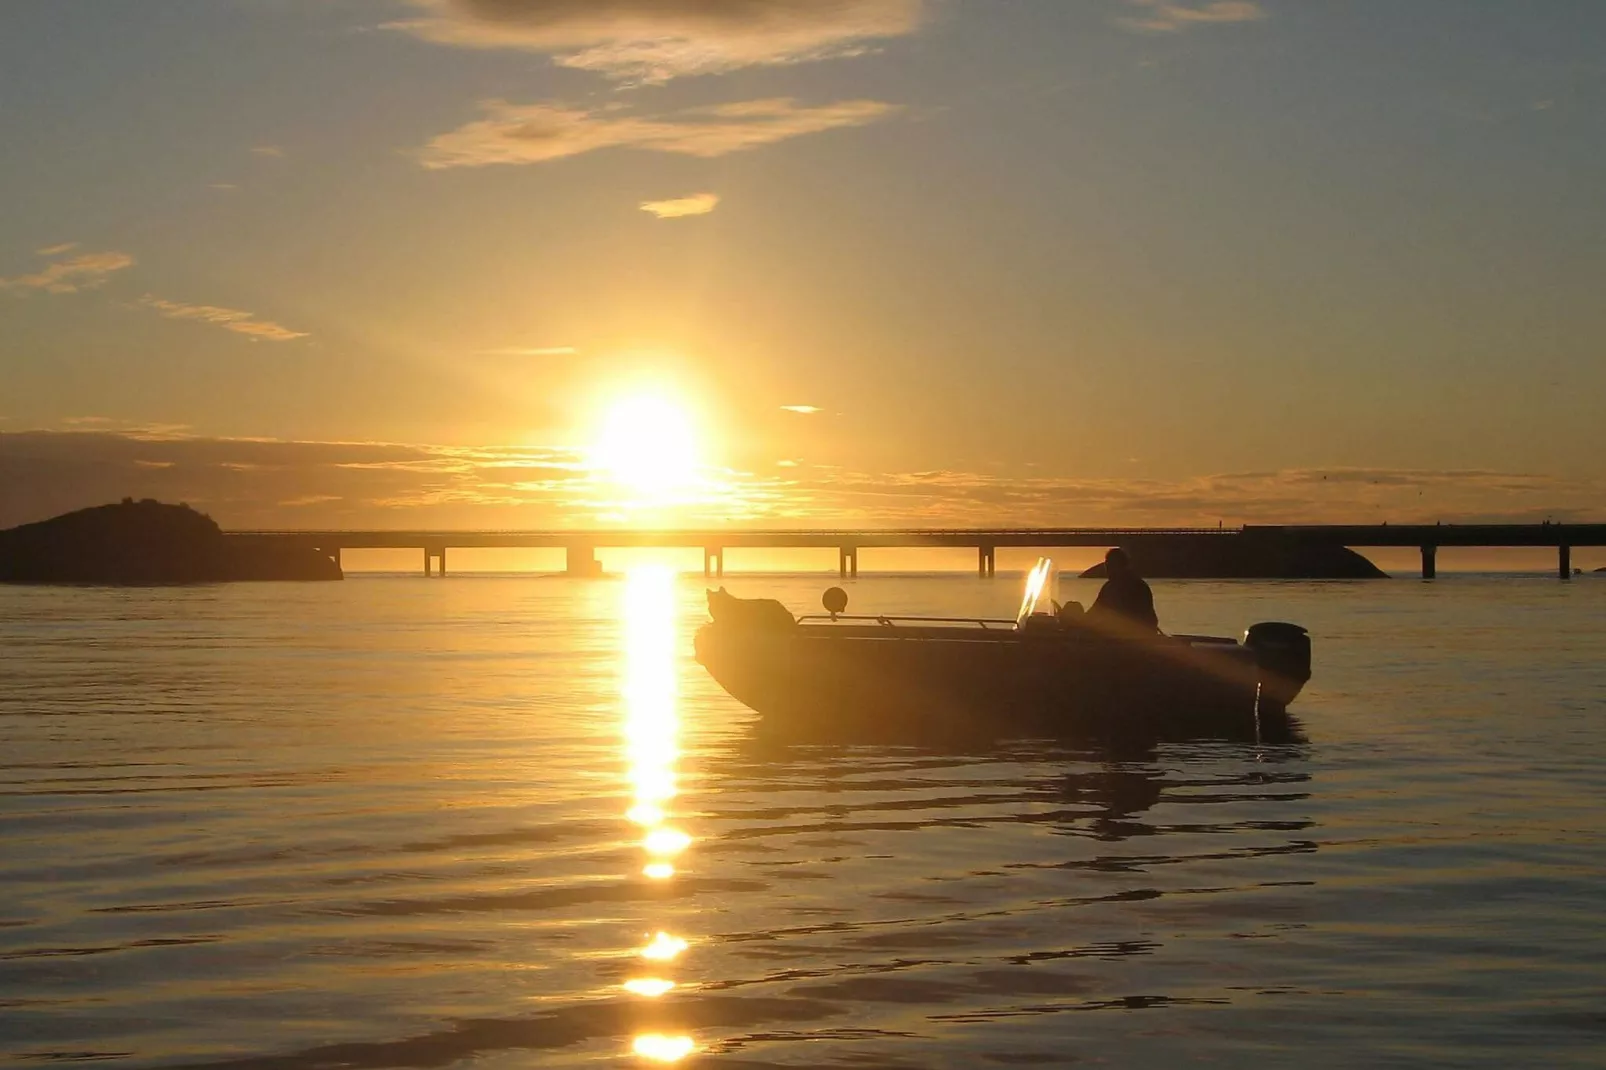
[3,1,1604,529]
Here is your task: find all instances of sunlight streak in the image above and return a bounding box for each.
[623,977,677,998]
[641,932,689,962]
[644,827,692,856]
[621,565,695,1059]
[632,1034,696,1063]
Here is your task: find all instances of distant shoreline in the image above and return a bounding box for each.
[0,500,341,585]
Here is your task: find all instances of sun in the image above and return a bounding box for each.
[592,393,701,498]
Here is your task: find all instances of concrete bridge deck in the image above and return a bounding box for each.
[227,524,1606,579]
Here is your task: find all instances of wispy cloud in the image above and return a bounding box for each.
[640,192,720,219]
[780,405,822,414]
[5,429,1596,533]
[0,430,595,529]
[393,0,925,82]
[1,249,134,295]
[778,465,1599,528]
[478,345,579,356]
[137,295,308,342]
[53,417,191,436]
[421,97,899,169]
[251,145,285,157]
[1119,1,1266,33]
[35,242,78,257]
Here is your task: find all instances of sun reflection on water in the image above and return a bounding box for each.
[622,977,677,997]
[633,1034,696,1062]
[621,566,695,1061]
[642,932,689,962]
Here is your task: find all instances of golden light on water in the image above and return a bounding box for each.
[642,932,689,962]
[632,1034,696,1062]
[621,565,695,1060]
[644,827,692,856]
[624,565,681,831]
[622,977,677,998]
[627,803,665,826]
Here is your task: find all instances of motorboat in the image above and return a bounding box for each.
[694,560,1311,739]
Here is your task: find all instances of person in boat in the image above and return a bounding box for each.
[1086,547,1159,633]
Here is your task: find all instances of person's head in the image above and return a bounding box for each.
[1105,547,1133,577]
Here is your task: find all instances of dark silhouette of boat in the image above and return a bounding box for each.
[695,570,1311,739]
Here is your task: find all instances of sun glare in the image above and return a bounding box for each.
[632,1034,695,1063]
[593,394,701,498]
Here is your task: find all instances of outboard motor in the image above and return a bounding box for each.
[1244,622,1312,708]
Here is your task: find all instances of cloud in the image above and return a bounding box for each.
[3,429,1597,533]
[251,145,285,157]
[0,430,593,529]
[1,249,134,295]
[779,466,1603,528]
[137,295,308,342]
[780,405,822,414]
[1119,1,1266,32]
[640,192,720,219]
[393,0,924,81]
[421,97,899,169]
[479,345,579,356]
[35,242,78,257]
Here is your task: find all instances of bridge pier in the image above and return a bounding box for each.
[566,544,599,577]
[423,546,446,577]
[1560,544,1571,579]
[1421,545,1437,580]
[704,547,724,579]
[978,546,997,578]
[839,547,858,579]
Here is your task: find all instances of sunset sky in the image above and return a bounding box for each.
[3,0,1604,530]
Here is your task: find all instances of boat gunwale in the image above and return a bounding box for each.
[794,613,1018,629]
[730,620,1249,650]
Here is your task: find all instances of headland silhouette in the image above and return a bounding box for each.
[1079,536,1386,579]
[0,499,342,584]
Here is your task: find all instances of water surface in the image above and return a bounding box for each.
[2,573,1602,1067]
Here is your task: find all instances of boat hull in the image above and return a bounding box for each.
[695,622,1307,740]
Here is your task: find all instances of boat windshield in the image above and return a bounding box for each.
[1014,557,1054,626]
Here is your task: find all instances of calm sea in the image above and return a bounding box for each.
[2,573,1602,1068]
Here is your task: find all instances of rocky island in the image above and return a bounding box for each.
[1080,533,1386,579]
[0,499,342,584]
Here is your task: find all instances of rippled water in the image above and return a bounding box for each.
[2,573,1602,1068]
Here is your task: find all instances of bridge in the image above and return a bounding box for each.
[226,523,1606,579]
